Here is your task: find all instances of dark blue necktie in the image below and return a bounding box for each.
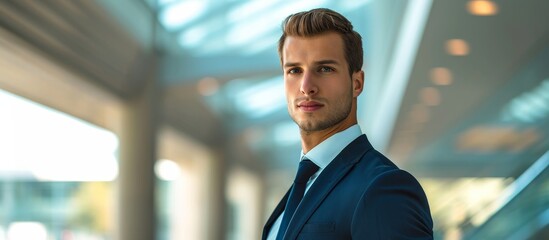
[277,159,319,240]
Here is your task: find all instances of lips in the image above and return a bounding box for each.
[298,100,324,112]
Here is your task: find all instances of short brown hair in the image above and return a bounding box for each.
[278,8,363,74]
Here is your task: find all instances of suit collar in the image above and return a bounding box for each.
[302,124,363,169]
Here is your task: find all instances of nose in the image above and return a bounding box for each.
[300,72,318,96]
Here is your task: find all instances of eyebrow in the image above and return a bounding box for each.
[283,59,340,68]
[316,59,340,65]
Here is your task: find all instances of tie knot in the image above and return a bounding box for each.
[294,159,319,184]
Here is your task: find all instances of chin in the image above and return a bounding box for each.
[296,120,321,132]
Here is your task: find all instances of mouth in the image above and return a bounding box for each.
[297,100,324,112]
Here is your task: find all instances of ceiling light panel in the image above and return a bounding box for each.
[430,67,453,85]
[467,0,499,16]
[445,39,470,56]
[160,0,207,31]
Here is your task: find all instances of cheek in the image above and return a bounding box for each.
[284,80,298,95]
[284,83,293,103]
[327,81,350,95]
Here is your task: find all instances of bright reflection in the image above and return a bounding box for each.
[227,0,327,47]
[155,159,182,181]
[228,0,281,22]
[0,89,118,181]
[370,0,432,151]
[160,0,374,56]
[7,222,48,240]
[159,0,178,5]
[160,0,207,30]
[472,150,549,226]
[501,79,549,123]
[421,178,511,235]
[234,76,286,118]
[340,0,373,9]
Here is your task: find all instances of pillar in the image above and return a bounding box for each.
[117,59,159,240]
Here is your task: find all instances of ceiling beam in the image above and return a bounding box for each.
[161,51,282,84]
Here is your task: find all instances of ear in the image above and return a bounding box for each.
[352,70,364,97]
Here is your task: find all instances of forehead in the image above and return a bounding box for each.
[282,32,345,64]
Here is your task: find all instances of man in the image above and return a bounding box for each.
[262,8,433,240]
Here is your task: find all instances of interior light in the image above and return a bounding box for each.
[457,126,539,152]
[445,39,470,56]
[179,27,208,47]
[430,67,453,85]
[227,0,327,46]
[467,0,498,16]
[155,159,182,181]
[228,0,279,22]
[420,87,441,106]
[160,0,206,30]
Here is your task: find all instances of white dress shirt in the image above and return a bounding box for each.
[267,124,362,240]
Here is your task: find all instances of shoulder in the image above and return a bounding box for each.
[350,166,434,238]
[356,149,431,217]
[346,142,433,238]
[371,167,422,189]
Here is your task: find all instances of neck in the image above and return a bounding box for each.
[300,117,357,154]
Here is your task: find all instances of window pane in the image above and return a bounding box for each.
[0,89,118,239]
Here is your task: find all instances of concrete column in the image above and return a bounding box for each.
[117,60,159,240]
[206,149,228,240]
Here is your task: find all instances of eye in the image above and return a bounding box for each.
[288,68,302,74]
[319,66,334,72]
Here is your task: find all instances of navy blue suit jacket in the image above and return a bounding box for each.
[263,135,433,239]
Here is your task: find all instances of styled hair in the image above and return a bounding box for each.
[278,8,363,74]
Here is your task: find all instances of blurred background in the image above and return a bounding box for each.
[0,0,548,239]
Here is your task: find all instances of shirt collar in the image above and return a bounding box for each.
[300,124,362,169]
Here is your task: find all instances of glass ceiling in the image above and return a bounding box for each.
[146,0,372,56]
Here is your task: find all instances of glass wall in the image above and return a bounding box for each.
[0,89,118,240]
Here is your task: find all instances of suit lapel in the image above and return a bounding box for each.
[283,135,372,239]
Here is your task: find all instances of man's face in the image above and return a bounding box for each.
[282,32,363,132]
